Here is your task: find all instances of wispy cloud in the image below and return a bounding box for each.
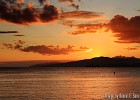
[68,23,103,35]
[60,11,103,20]
[124,47,139,50]
[59,10,105,35]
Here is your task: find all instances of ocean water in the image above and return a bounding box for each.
[0,67,140,100]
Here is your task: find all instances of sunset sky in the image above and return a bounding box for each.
[0,0,140,62]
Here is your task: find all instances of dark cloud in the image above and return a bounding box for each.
[40,4,58,22]
[108,15,140,44]
[3,40,25,50]
[38,0,46,5]
[114,40,140,44]
[58,0,74,2]
[0,0,58,24]
[70,3,79,10]
[21,45,78,55]
[3,43,13,49]
[135,45,140,48]
[136,10,140,12]
[60,11,103,20]
[0,31,18,34]
[2,40,89,55]
[13,34,25,36]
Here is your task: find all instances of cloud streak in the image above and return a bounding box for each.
[2,40,89,55]
[13,34,25,36]
[0,31,19,34]
[125,47,138,50]
[60,11,103,20]
[68,24,103,35]
[59,11,105,35]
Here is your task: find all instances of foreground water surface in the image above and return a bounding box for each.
[0,67,140,100]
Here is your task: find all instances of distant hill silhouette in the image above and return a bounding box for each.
[31,56,140,67]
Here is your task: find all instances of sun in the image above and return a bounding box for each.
[93,51,103,57]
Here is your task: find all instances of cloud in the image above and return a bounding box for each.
[79,46,89,50]
[68,23,103,35]
[60,11,103,20]
[0,31,19,34]
[40,4,58,22]
[59,11,104,35]
[2,40,89,55]
[3,40,25,50]
[114,40,140,44]
[13,34,25,36]
[21,45,78,55]
[58,0,80,10]
[136,10,140,12]
[38,0,46,5]
[70,3,79,10]
[60,12,140,43]
[135,45,140,48]
[124,47,138,50]
[108,15,140,44]
[0,0,58,25]
[61,13,140,43]
[58,0,74,2]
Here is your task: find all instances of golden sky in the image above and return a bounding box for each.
[0,0,140,62]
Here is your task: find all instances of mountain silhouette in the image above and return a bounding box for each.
[31,56,140,67]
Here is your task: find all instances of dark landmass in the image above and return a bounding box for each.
[0,60,70,68]
[31,56,140,67]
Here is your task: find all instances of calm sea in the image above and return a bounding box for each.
[0,67,140,100]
